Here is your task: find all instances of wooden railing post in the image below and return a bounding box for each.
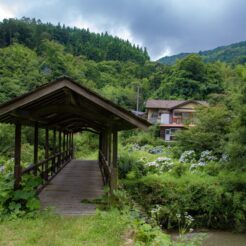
[34,123,38,175]
[14,123,21,189]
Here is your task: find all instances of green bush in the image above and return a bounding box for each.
[118,150,146,179]
[0,172,42,220]
[124,172,246,232]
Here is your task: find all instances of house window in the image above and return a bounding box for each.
[152,112,158,118]
[173,112,193,124]
[149,111,158,123]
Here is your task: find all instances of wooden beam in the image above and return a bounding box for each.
[65,81,150,130]
[34,123,39,175]
[14,123,21,189]
[10,109,46,124]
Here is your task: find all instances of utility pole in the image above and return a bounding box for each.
[136,86,140,113]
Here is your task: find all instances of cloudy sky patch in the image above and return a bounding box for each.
[0,0,246,60]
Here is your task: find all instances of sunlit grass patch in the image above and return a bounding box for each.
[0,210,130,246]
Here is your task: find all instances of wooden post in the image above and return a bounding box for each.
[111,131,118,190]
[107,130,112,166]
[34,123,38,175]
[112,131,118,168]
[69,132,71,158]
[45,128,49,180]
[63,131,66,162]
[66,132,69,159]
[58,130,62,168]
[71,133,74,159]
[52,130,56,173]
[14,123,21,189]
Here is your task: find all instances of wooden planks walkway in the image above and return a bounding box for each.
[39,160,104,216]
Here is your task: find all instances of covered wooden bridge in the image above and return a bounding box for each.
[0,76,150,215]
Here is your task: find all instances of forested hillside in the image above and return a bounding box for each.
[0,19,227,111]
[0,18,149,64]
[158,41,246,65]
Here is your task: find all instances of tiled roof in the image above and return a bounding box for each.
[146,99,208,109]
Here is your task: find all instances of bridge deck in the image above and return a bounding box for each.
[39,160,104,215]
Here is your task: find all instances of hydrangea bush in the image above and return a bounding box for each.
[179,150,196,163]
[199,150,217,163]
[145,157,174,173]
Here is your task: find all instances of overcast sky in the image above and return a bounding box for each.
[0,0,246,60]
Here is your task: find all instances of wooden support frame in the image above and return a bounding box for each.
[0,77,150,193]
[71,133,74,159]
[45,128,49,180]
[34,123,39,175]
[58,130,62,168]
[14,123,21,189]
[111,131,118,189]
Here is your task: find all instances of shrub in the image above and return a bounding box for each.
[0,172,42,219]
[118,150,146,179]
[179,150,196,163]
[124,172,246,231]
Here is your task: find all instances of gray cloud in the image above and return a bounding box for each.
[1,0,246,59]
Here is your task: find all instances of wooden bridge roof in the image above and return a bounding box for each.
[0,76,150,132]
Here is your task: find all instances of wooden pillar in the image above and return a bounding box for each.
[45,128,49,180]
[58,130,62,167]
[101,131,105,157]
[111,130,118,190]
[66,133,69,158]
[112,131,118,168]
[52,130,56,173]
[14,123,21,189]
[107,130,112,166]
[53,130,56,154]
[71,133,74,159]
[63,131,66,161]
[69,132,72,158]
[34,123,38,175]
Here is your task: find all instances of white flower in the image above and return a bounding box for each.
[179,150,196,163]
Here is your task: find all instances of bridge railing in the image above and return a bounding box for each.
[21,147,73,191]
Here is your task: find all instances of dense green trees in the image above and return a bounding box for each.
[158,41,246,65]
[153,55,224,99]
[175,105,231,155]
[0,18,149,64]
[226,65,246,165]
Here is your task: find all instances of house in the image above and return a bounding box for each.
[146,99,208,141]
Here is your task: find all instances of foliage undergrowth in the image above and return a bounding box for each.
[0,172,42,220]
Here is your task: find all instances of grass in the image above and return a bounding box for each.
[0,210,130,246]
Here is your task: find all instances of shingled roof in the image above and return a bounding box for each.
[146,99,208,109]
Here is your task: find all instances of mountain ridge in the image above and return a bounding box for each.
[157,41,246,65]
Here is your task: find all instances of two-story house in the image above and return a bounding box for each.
[146,100,208,141]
